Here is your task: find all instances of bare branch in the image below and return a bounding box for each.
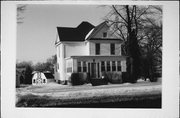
[150,5,162,13]
[112,5,128,24]
[117,27,126,41]
[136,6,150,20]
[130,5,135,22]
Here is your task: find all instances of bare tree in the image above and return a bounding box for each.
[105,5,162,82]
[105,5,162,55]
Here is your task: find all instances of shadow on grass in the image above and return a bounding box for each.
[16,93,161,108]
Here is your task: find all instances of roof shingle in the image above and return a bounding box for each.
[57,21,94,42]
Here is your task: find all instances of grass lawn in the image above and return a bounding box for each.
[16,79,162,108]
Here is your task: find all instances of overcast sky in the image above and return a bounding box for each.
[17,5,110,64]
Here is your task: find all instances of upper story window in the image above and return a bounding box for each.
[103,32,107,38]
[111,43,115,55]
[95,43,100,55]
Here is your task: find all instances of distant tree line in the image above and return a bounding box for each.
[33,55,57,73]
[16,55,57,84]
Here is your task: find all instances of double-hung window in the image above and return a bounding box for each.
[110,43,115,55]
[95,43,100,55]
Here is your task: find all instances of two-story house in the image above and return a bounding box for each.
[55,21,127,83]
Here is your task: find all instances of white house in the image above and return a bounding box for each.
[55,21,127,83]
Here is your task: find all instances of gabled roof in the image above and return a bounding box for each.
[56,21,94,42]
[85,21,108,40]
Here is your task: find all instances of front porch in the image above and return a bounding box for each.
[65,55,128,80]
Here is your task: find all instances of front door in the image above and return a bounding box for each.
[91,62,96,78]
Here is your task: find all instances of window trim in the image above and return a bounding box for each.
[112,61,116,71]
[103,32,107,38]
[77,61,82,72]
[101,61,105,72]
[117,61,121,71]
[110,43,115,55]
[106,61,110,72]
[95,43,100,55]
[83,61,87,72]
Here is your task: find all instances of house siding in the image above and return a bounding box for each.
[67,56,127,78]
[55,21,126,83]
[89,41,121,56]
[93,24,110,38]
[73,59,78,73]
[92,23,118,39]
[59,44,65,81]
[115,43,121,55]
[65,42,89,58]
[89,42,95,55]
[86,42,90,55]
[100,43,110,55]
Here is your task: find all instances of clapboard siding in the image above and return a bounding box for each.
[115,43,121,55]
[89,42,121,56]
[93,25,109,38]
[65,43,88,58]
[100,43,110,55]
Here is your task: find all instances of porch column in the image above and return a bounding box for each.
[99,61,102,77]
[86,62,88,73]
[115,61,118,72]
[105,61,107,71]
[121,60,127,72]
[96,62,98,78]
[110,61,112,72]
[89,62,91,77]
[81,61,83,72]
[60,44,65,81]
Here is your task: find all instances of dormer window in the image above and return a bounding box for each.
[103,32,107,38]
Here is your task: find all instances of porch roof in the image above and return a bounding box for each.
[65,55,128,61]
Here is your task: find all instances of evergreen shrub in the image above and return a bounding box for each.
[102,72,123,84]
[70,72,89,86]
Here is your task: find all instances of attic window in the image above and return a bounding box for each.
[103,32,107,38]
